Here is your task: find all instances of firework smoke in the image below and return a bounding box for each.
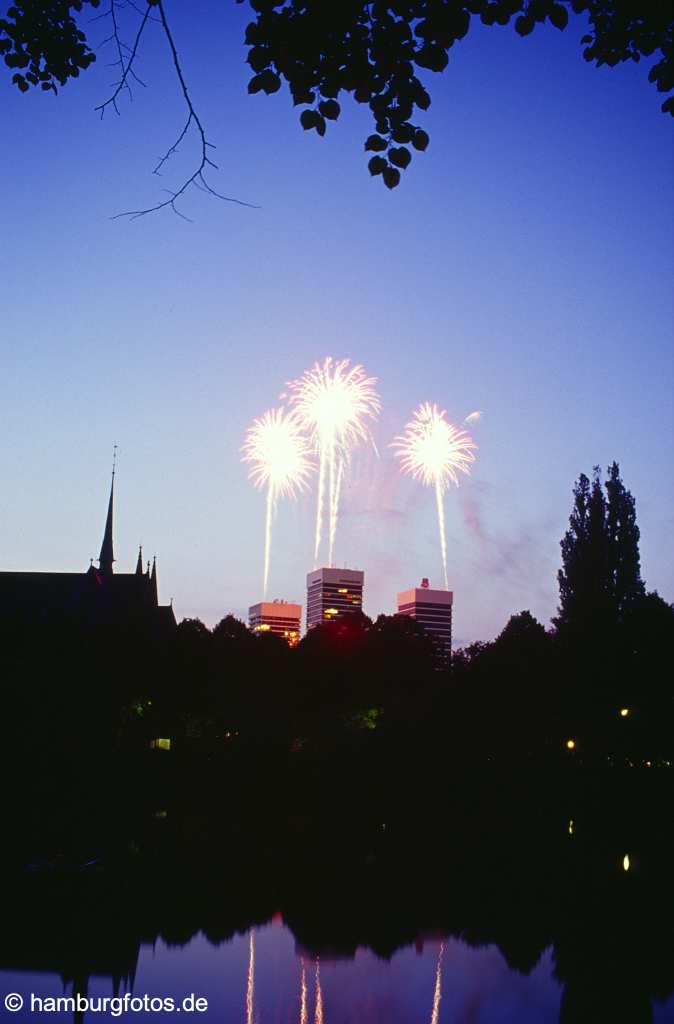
[393,403,476,588]
[242,407,313,596]
[288,357,380,567]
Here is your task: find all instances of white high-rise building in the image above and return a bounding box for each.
[396,578,453,662]
[306,568,364,630]
[248,599,302,646]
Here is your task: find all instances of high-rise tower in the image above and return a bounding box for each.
[306,568,364,630]
[396,578,453,662]
[249,600,302,646]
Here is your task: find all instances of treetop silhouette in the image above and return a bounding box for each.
[1,1,671,215]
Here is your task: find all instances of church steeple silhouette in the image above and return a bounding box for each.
[98,448,116,576]
[150,555,158,602]
[135,545,143,575]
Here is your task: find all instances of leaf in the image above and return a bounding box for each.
[549,4,568,31]
[515,15,535,37]
[412,129,429,152]
[662,96,674,116]
[382,166,401,190]
[319,99,340,119]
[260,69,281,94]
[392,123,414,144]
[415,44,448,72]
[300,109,318,130]
[248,74,264,94]
[389,146,411,169]
[415,85,431,111]
[247,46,268,73]
[368,155,387,176]
[365,133,388,152]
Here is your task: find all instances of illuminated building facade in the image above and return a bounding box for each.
[306,567,364,630]
[248,600,302,646]
[396,578,453,662]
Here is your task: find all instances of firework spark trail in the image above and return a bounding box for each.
[435,480,449,589]
[300,959,308,1024]
[246,931,255,1024]
[242,408,313,596]
[430,943,444,1024]
[314,448,327,564]
[289,358,380,567]
[328,457,345,567]
[314,959,323,1024]
[393,403,476,589]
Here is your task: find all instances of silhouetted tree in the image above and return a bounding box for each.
[1,2,671,212]
[556,467,614,640]
[605,461,645,620]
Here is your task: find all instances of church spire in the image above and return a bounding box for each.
[135,545,143,575]
[149,555,158,604]
[98,447,116,576]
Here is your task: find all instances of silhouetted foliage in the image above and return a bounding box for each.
[0,460,670,778]
[1,1,671,205]
[605,460,646,618]
[556,463,644,641]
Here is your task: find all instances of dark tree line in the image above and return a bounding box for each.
[1,461,671,777]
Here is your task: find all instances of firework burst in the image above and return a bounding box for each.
[393,402,476,588]
[242,407,314,596]
[288,357,380,567]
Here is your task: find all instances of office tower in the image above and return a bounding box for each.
[396,578,453,662]
[306,567,365,630]
[248,599,302,646]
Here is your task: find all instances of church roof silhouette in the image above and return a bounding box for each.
[0,466,176,632]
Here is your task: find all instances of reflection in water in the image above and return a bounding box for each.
[246,931,255,1024]
[314,958,324,1024]
[430,943,444,1024]
[3,774,674,1024]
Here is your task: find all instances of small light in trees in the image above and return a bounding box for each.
[620,708,630,717]
[566,739,576,751]
[568,819,574,835]
[623,854,630,872]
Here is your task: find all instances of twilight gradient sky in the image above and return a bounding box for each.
[0,2,672,645]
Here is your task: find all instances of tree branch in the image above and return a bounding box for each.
[112,0,258,220]
[95,2,151,117]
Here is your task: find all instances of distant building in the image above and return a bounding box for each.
[396,578,453,662]
[0,466,176,632]
[306,567,365,630]
[248,600,301,646]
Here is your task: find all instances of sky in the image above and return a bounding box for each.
[0,1,672,645]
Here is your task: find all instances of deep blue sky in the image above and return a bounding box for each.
[0,2,671,644]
